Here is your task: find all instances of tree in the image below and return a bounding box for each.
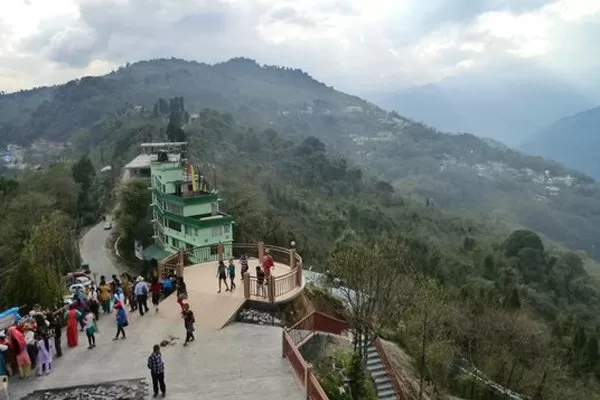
[3,212,76,308]
[115,180,153,259]
[326,237,413,358]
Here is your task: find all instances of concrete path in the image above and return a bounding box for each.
[80,221,119,280]
[7,221,304,399]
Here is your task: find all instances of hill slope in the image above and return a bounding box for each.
[521,106,600,179]
[2,58,600,262]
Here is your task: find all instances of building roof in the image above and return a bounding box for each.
[141,243,172,261]
[124,153,181,170]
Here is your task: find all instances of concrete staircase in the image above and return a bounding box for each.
[366,342,398,400]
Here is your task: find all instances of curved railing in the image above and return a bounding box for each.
[158,242,304,303]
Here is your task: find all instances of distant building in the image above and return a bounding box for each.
[122,142,186,181]
[132,142,235,263]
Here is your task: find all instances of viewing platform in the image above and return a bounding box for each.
[158,242,306,329]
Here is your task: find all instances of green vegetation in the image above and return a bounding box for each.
[2,59,600,397]
[316,349,378,400]
[0,158,111,308]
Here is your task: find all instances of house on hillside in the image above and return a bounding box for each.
[134,142,234,263]
[122,142,187,181]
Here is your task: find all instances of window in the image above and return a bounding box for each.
[223,225,230,234]
[172,239,180,248]
[184,225,194,235]
[211,226,222,237]
[166,203,183,215]
[210,245,219,255]
[167,219,182,231]
[211,202,219,215]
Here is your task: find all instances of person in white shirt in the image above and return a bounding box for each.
[134,277,150,316]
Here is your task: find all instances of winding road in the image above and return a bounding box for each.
[79,221,120,280]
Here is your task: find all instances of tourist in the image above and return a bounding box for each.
[162,274,174,297]
[88,284,100,321]
[150,277,162,313]
[7,326,30,379]
[113,302,128,340]
[217,260,229,293]
[49,312,62,358]
[228,258,236,291]
[176,277,187,311]
[134,276,150,316]
[262,249,274,277]
[0,331,8,377]
[113,287,126,308]
[98,276,112,314]
[256,266,266,297]
[35,332,52,376]
[23,324,37,370]
[181,303,195,346]
[64,304,81,348]
[147,344,166,397]
[84,310,98,349]
[240,253,249,276]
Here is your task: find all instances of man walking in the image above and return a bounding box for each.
[147,344,166,397]
[134,276,150,316]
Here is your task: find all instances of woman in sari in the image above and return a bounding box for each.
[98,276,112,314]
[64,304,81,348]
[7,326,30,379]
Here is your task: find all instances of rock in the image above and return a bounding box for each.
[23,378,148,400]
[236,308,283,327]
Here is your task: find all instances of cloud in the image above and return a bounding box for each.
[0,0,598,94]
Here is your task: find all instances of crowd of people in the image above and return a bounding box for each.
[0,250,276,393]
[0,271,182,381]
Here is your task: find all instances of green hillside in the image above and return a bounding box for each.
[1,57,599,263]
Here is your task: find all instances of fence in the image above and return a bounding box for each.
[282,311,350,400]
[159,242,304,303]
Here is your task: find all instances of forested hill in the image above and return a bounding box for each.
[2,57,600,262]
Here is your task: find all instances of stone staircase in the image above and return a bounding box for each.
[366,342,398,400]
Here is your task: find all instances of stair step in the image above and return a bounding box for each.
[370,368,387,378]
[377,382,393,392]
[374,375,390,385]
[379,394,397,400]
[378,388,396,398]
[367,357,382,366]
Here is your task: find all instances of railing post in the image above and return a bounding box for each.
[177,249,184,277]
[217,241,224,262]
[290,248,296,269]
[282,328,287,358]
[258,241,264,263]
[305,363,313,400]
[296,261,303,286]
[243,271,250,299]
[268,276,276,303]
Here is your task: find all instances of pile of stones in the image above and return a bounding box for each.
[23,378,148,400]
[237,308,283,326]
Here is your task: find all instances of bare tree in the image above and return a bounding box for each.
[326,236,413,358]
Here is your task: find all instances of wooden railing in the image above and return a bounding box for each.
[282,311,349,400]
[159,242,304,303]
[372,336,407,400]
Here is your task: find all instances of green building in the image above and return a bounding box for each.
[142,142,234,263]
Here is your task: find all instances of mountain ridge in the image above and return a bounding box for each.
[2,57,600,263]
[520,105,600,179]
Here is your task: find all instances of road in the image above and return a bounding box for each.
[79,221,120,280]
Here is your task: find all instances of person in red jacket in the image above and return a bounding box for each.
[262,249,275,277]
[150,277,163,313]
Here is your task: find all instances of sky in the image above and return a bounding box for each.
[0,0,599,94]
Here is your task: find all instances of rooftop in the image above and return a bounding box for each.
[124,153,182,170]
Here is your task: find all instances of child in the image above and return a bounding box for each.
[182,303,195,347]
[256,266,266,297]
[84,311,98,349]
[228,259,236,291]
[113,302,128,340]
[35,332,52,376]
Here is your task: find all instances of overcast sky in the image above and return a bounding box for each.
[1,0,599,94]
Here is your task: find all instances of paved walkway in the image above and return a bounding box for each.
[9,297,303,399]
[7,221,304,399]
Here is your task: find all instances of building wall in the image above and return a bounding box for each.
[150,160,234,263]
